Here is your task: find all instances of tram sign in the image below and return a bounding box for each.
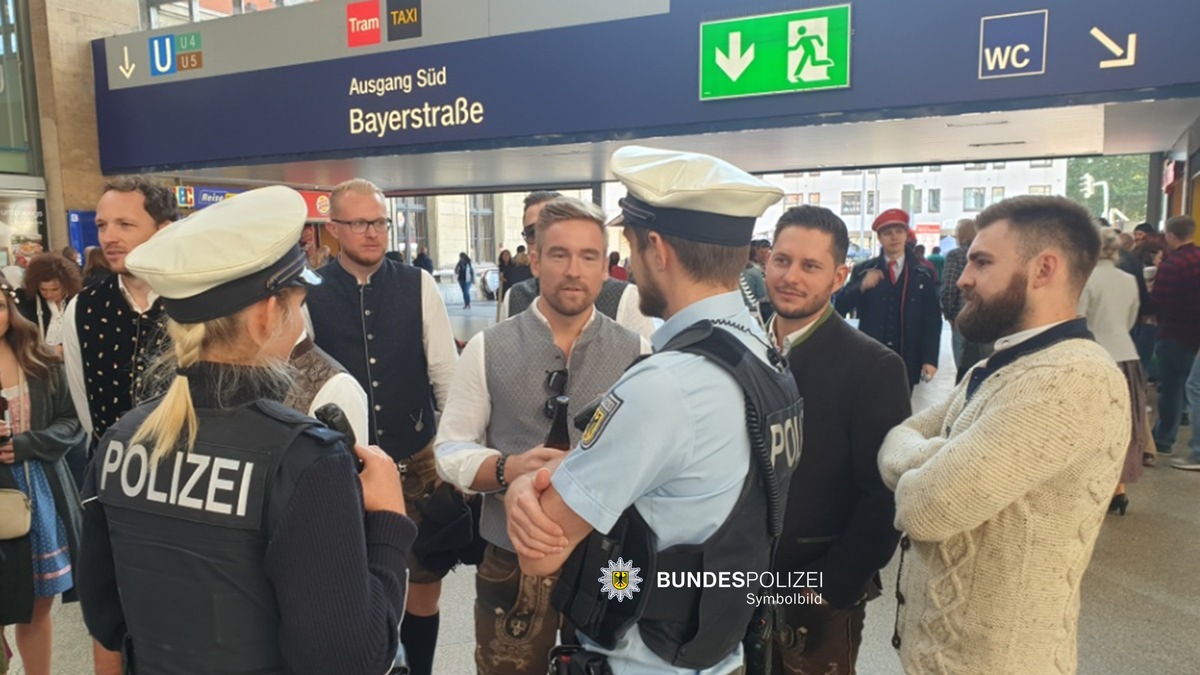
[700,6,851,101]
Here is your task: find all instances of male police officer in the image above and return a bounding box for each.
[504,146,802,674]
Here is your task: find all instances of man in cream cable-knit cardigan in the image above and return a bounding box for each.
[879,196,1130,675]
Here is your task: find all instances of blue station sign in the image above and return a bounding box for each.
[92,0,1200,175]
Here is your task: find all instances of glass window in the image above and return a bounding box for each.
[784,193,803,206]
[928,165,942,172]
[840,192,861,215]
[842,169,862,176]
[928,189,941,213]
[1029,185,1052,195]
[963,187,987,211]
[866,190,876,214]
[469,194,496,263]
[1030,159,1053,168]
[0,0,33,173]
[146,0,298,28]
[965,162,987,170]
[992,161,1006,169]
[912,189,923,213]
[808,171,821,177]
[783,172,804,178]
[902,165,923,173]
[808,192,821,205]
[391,196,428,261]
[991,186,1006,203]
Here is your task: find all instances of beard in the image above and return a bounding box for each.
[771,285,833,322]
[342,245,383,268]
[542,281,595,317]
[636,270,667,319]
[957,272,1028,344]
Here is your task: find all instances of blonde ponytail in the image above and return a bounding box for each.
[130,321,207,461]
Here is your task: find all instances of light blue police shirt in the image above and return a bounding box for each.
[553,291,773,675]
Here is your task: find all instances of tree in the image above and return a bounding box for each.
[1065,155,1150,226]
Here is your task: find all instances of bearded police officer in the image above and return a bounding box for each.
[504,146,803,675]
[77,186,416,675]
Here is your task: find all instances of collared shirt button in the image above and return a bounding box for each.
[372,381,379,388]
[374,405,382,412]
[365,309,372,316]
[370,357,377,364]
[368,334,374,340]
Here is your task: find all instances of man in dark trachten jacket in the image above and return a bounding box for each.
[835,208,941,389]
[765,206,910,673]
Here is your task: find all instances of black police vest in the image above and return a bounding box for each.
[552,321,803,669]
[92,398,342,674]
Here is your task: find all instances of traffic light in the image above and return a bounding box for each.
[1080,173,1096,199]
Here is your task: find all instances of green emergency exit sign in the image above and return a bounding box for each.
[700,5,852,101]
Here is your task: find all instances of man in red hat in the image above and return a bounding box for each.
[835,208,941,389]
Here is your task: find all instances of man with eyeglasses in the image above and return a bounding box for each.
[434,196,647,675]
[501,190,657,338]
[305,178,460,675]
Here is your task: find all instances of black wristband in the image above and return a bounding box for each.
[496,454,509,490]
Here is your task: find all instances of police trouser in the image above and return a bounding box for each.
[771,600,867,675]
[475,544,565,675]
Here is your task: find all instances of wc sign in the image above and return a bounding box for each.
[978,10,1048,80]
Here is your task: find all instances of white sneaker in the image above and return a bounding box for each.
[1169,456,1200,471]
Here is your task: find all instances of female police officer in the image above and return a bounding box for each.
[77,186,416,675]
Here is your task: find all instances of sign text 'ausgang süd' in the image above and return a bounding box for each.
[347,66,485,138]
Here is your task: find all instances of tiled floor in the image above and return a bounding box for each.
[8,312,1199,674]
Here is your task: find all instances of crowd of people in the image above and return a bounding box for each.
[0,144,1192,675]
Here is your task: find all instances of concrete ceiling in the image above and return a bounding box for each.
[163,97,1200,194]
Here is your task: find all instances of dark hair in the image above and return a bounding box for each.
[932,246,941,254]
[1133,240,1165,267]
[1165,215,1196,241]
[1133,222,1156,235]
[609,251,621,267]
[83,246,110,278]
[915,244,926,256]
[24,252,83,299]
[459,252,471,262]
[773,206,851,265]
[976,196,1100,292]
[498,250,512,265]
[630,228,746,285]
[523,190,562,211]
[516,245,527,254]
[102,176,180,224]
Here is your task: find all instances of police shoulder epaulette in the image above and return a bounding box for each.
[299,424,344,446]
[251,399,319,426]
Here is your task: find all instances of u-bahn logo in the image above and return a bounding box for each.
[149,35,176,76]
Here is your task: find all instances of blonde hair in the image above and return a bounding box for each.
[131,289,301,461]
[330,178,385,217]
[1098,227,1122,262]
[534,197,607,253]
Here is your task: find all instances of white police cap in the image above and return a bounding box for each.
[125,185,321,323]
[609,146,784,246]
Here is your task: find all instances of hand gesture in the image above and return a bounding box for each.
[861,268,885,291]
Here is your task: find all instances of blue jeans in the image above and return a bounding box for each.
[1152,338,1197,453]
[1186,357,1200,461]
[459,280,472,306]
[1131,323,1158,381]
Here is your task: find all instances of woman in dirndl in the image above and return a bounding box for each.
[0,282,87,675]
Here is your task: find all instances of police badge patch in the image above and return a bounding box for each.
[580,392,623,450]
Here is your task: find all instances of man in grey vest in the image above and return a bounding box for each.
[500,190,656,339]
[435,196,647,675]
